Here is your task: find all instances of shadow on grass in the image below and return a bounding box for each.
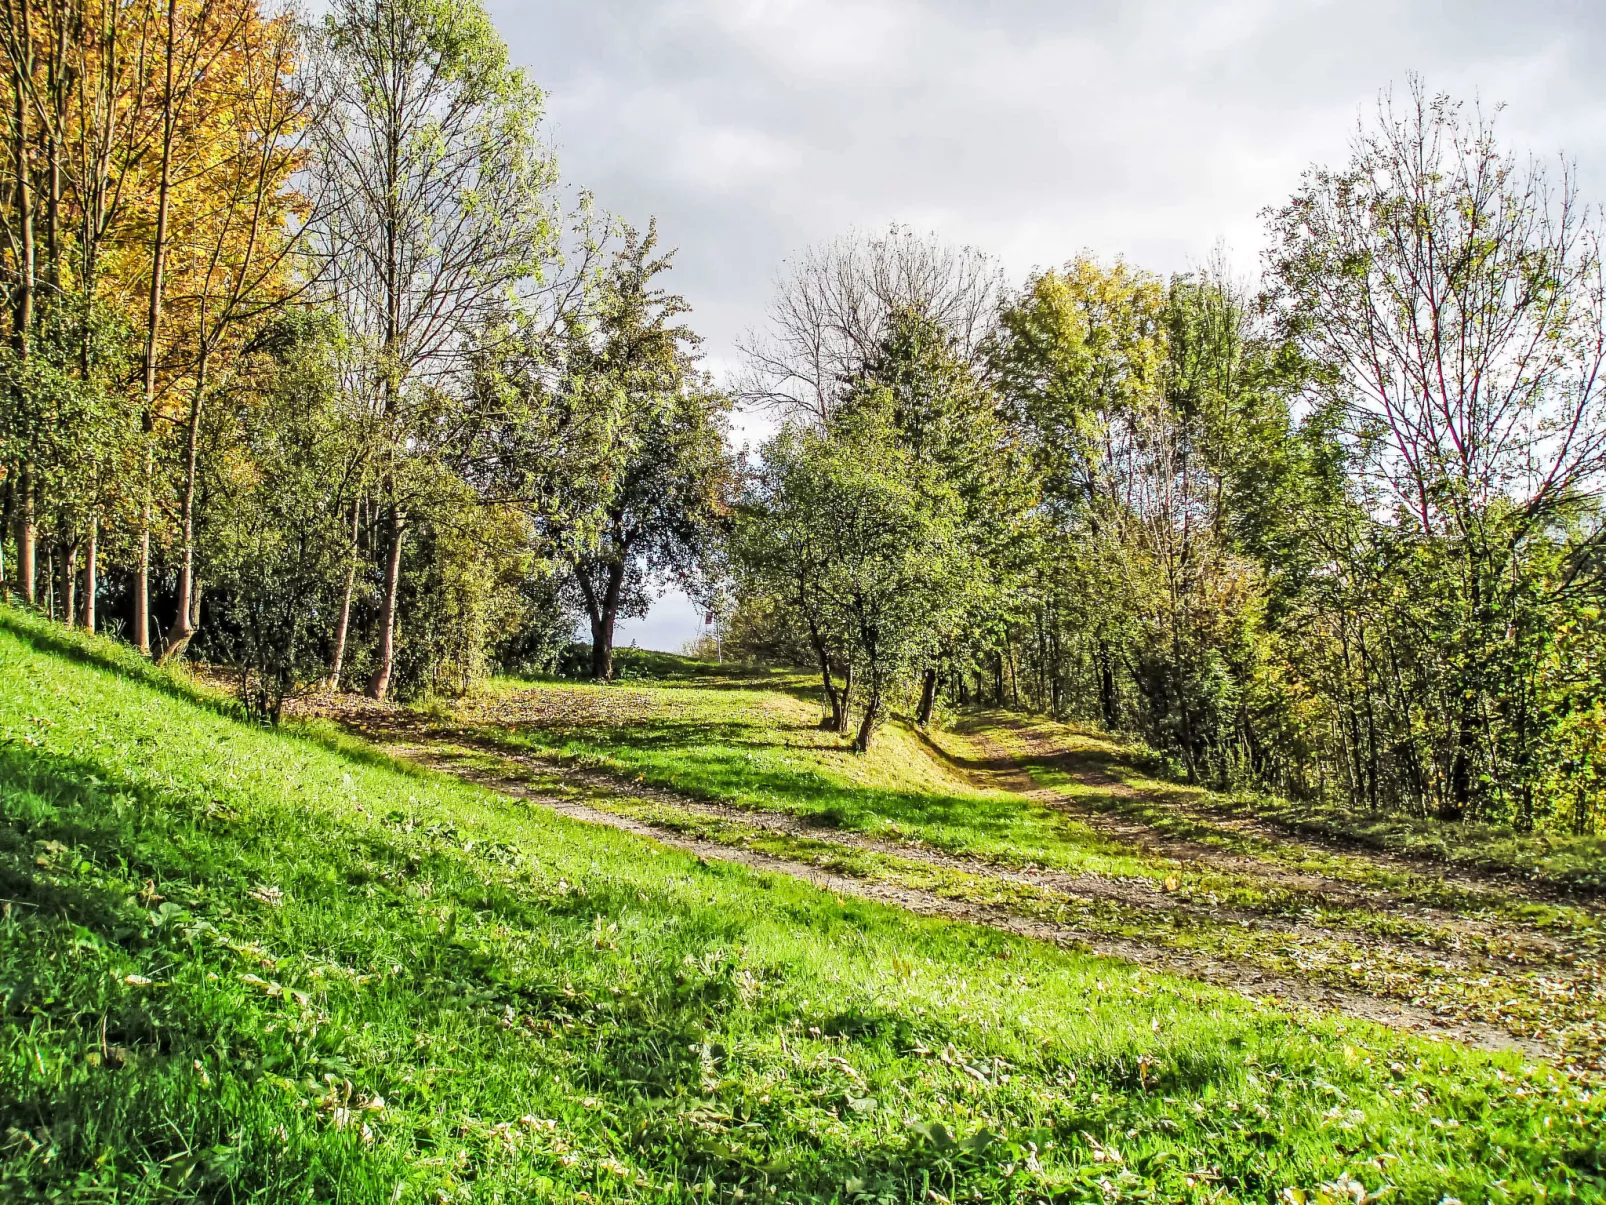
[910,725,1018,776]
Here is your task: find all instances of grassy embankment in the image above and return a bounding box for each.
[2,612,1603,1203]
[390,659,1606,1072]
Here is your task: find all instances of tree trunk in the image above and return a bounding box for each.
[163,346,210,660]
[11,26,34,607]
[1049,624,1063,716]
[134,509,151,652]
[12,15,34,359]
[1166,604,1199,783]
[135,0,179,657]
[588,612,612,681]
[0,478,10,597]
[992,652,1004,707]
[367,505,404,701]
[588,562,626,682]
[1035,610,1047,710]
[1007,638,1020,709]
[1444,705,1473,822]
[853,688,881,754]
[82,517,96,632]
[327,504,360,688]
[17,465,35,604]
[802,601,846,730]
[1098,641,1118,730]
[916,666,938,728]
[62,544,77,628]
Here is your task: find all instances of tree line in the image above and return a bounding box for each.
[0,0,732,718]
[732,85,1606,836]
[4,6,1602,841]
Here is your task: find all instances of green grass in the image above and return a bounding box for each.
[419,733,1606,1075]
[986,712,1606,895]
[453,670,1165,882]
[436,667,1605,939]
[394,662,1606,1074]
[2,611,1604,1204]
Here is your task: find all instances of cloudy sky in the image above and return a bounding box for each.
[490,0,1606,651]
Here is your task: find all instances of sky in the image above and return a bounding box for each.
[489,0,1606,652]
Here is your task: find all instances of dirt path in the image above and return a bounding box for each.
[334,713,1559,1064]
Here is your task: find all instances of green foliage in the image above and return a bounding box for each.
[1261,84,1606,827]
[197,317,362,722]
[742,402,972,750]
[738,305,1027,748]
[392,488,533,698]
[559,223,735,681]
[0,292,140,572]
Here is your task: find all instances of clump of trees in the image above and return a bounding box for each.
[734,231,1027,752]
[732,86,1606,836]
[0,0,732,719]
[4,14,1602,845]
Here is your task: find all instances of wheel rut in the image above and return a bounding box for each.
[357,725,1554,1064]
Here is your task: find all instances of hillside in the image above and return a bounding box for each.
[321,652,1606,1076]
[2,610,1604,1204]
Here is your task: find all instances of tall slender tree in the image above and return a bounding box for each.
[310,0,557,700]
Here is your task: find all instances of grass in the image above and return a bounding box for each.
[2,612,1604,1204]
[431,665,1606,939]
[975,710,1606,894]
[453,669,1168,882]
[386,660,1606,1074]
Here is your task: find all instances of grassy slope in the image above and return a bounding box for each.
[459,666,1162,881]
[458,664,1603,927]
[1,616,1602,1204]
[984,713,1606,895]
[417,662,1606,1071]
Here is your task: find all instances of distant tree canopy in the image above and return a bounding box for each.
[732,85,1606,834]
[2,14,1603,843]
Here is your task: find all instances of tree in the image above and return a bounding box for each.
[558,225,732,683]
[741,232,1024,732]
[989,257,1167,729]
[1266,79,1606,822]
[160,7,312,661]
[310,0,558,700]
[747,399,969,752]
[133,0,274,654]
[201,315,359,723]
[735,423,857,731]
[740,225,1002,424]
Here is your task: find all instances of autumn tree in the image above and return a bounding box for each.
[158,8,311,660]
